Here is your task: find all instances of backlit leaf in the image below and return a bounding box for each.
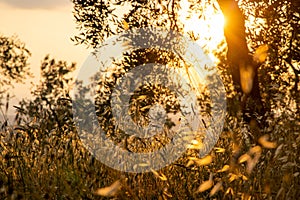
[94,180,121,197]
[209,182,222,197]
[151,169,167,181]
[122,20,129,30]
[238,154,250,163]
[197,173,213,193]
[258,135,277,149]
[214,147,226,153]
[197,180,213,193]
[194,155,213,166]
[254,44,269,63]
[217,165,230,172]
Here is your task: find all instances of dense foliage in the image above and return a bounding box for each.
[0,34,31,101]
[0,0,299,199]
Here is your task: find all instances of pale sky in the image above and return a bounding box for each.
[0,0,89,114]
[1,0,70,9]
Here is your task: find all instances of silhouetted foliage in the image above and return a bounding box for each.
[0,0,299,199]
[69,0,300,198]
[15,56,76,137]
[0,34,31,129]
[71,0,299,121]
[0,34,31,90]
[71,0,184,47]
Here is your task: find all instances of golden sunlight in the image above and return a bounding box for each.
[179,0,225,61]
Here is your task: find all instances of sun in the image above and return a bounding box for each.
[178,0,225,62]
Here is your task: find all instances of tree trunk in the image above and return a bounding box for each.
[217,0,265,122]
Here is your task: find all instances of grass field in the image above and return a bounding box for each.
[1,106,299,199]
